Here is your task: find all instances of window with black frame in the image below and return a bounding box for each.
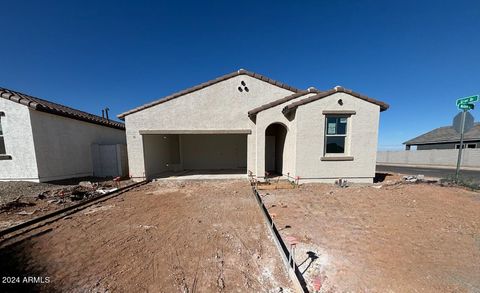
[0,116,5,154]
[325,116,347,154]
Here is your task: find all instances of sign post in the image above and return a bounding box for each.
[454,95,478,182]
[454,109,467,181]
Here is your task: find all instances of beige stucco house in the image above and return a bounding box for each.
[119,69,389,183]
[0,87,128,182]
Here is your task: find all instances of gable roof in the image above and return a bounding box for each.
[282,86,389,114]
[404,123,480,145]
[117,69,300,119]
[0,87,125,130]
[247,87,321,117]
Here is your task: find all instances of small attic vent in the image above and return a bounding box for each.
[238,81,249,93]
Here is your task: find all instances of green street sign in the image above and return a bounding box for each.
[458,103,475,110]
[456,95,479,106]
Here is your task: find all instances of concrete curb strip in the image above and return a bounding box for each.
[250,185,309,293]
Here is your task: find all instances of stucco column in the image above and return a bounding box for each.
[247,133,255,174]
[255,125,266,179]
[126,131,146,181]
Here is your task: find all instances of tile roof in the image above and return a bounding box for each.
[404,123,480,145]
[247,87,321,117]
[117,69,300,119]
[282,86,389,114]
[0,87,125,130]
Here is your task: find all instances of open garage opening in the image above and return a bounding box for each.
[142,133,247,179]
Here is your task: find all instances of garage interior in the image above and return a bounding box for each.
[142,132,248,179]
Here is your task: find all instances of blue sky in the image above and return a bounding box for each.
[1,0,479,150]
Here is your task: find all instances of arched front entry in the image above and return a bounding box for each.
[265,123,287,176]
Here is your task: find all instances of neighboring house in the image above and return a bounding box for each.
[404,123,480,150]
[119,69,389,183]
[0,87,128,182]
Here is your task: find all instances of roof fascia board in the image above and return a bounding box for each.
[282,87,389,114]
[247,88,321,117]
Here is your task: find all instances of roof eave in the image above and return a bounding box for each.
[247,89,322,118]
[404,138,480,145]
[0,87,125,130]
[282,87,389,114]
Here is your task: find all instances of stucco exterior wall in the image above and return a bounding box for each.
[124,75,294,180]
[295,92,380,183]
[0,99,39,181]
[29,110,126,182]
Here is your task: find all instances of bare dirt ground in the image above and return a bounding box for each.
[0,180,292,292]
[0,178,133,229]
[262,175,480,292]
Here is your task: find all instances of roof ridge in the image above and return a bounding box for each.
[117,69,300,119]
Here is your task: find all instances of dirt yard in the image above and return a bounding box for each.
[262,177,480,292]
[0,178,132,229]
[0,180,291,292]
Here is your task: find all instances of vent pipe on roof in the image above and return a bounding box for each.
[104,107,110,120]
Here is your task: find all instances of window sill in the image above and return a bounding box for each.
[321,156,354,161]
[0,155,12,160]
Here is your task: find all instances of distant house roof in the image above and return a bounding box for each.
[118,69,301,119]
[404,123,480,145]
[248,87,321,117]
[0,87,125,130]
[282,86,389,114]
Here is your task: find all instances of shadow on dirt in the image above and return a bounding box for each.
[0,235,59,293]
[299,251,319,275]
[374,172,393,183]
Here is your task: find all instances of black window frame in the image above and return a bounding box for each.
[0,115,5,155]
[324,116,348,155]
[455,143,477,149]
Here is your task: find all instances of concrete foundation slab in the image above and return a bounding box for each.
[152,169,248,180]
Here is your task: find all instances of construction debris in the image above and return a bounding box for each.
[335,178,349,188]
[38,185,118,204]
[403,175,424,182]
[16,210,36,216]
[0,179,131,218]
[0,196,35,213]
[402,174,439,184]
[78,181,96,189]
[97,188,118,195]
